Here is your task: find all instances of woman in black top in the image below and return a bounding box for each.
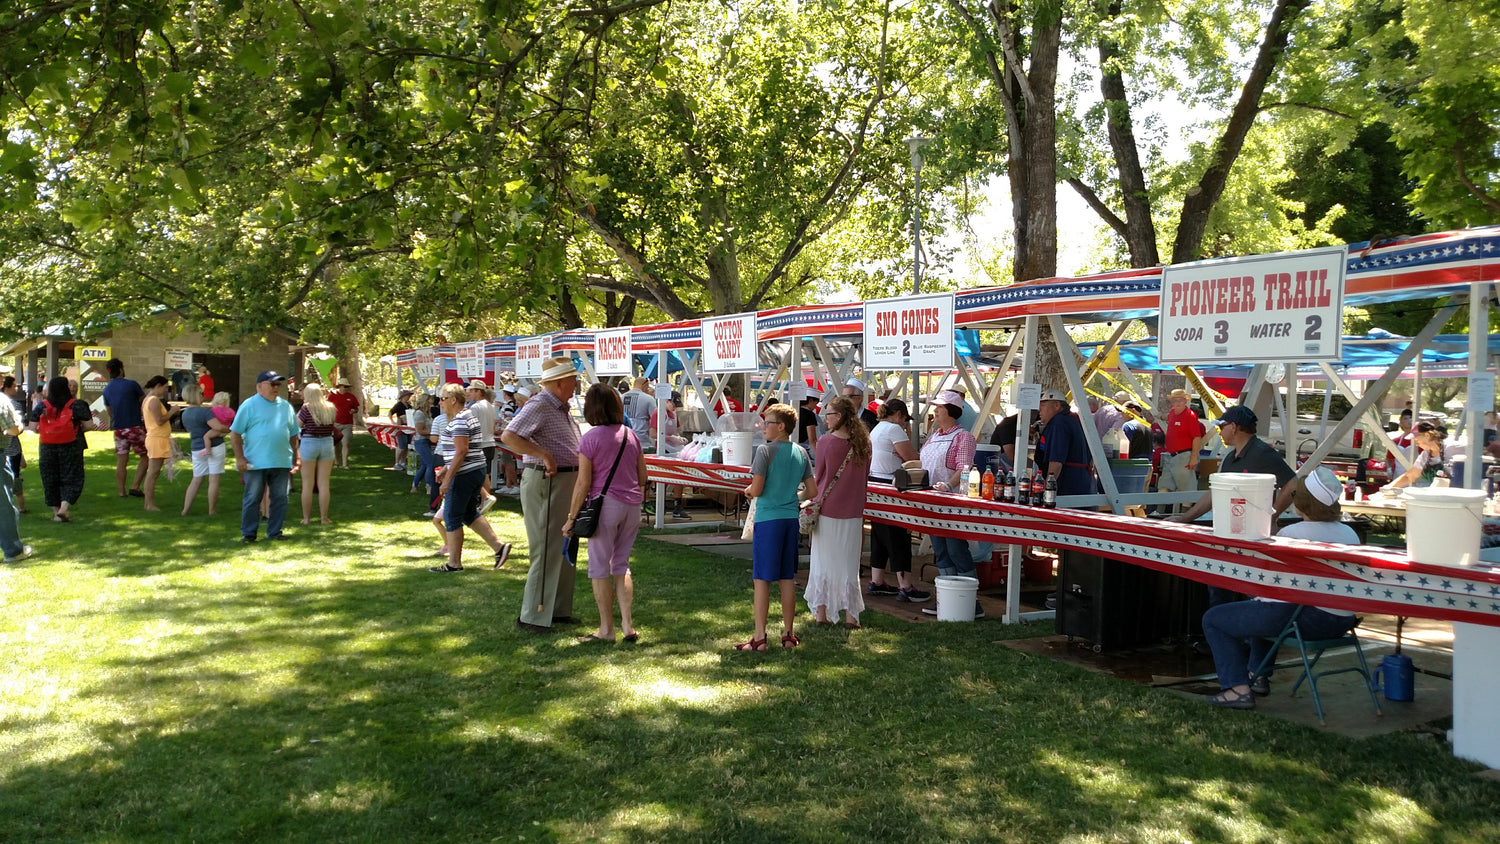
[29,376,92,522]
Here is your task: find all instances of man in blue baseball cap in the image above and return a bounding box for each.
[1171,404,1299,607]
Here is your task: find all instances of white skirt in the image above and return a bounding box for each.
[804,515,866,619]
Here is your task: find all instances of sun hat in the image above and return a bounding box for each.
[1039,389,1067,403]
[935,389,964,406]
[1168,388,1190,401]
[538,357,578,384]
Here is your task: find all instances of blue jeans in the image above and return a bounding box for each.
[0,457,24,558]
[412,438,437,494]
[241,467,291,540]
[1202,600,1357,689]
[931,534,975,578]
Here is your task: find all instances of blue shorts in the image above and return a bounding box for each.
[443,468,486,532]
[751,517,800,581]
[299,436,334,462]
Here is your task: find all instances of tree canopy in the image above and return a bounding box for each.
[0,0,1493,355]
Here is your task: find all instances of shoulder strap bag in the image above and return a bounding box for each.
[800,445,854,535]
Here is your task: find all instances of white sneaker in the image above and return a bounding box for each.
[477,495,496,516]
[4,544,34,563]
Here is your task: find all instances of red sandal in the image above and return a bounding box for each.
[735,637,768,652]
[781,632,800,648]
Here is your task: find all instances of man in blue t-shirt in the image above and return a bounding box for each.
[1036,390,1093,499]
[230,371,301,543]
[101,358,148,498]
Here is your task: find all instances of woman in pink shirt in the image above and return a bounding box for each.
[805,396,873,628]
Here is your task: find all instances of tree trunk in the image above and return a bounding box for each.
[1171,0,1311,263]
[1098,0,1159,268]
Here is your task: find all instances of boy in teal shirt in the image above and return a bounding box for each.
[736,404,813,651]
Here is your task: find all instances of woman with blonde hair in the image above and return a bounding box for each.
[180,384,231,515]
[805,396,873,628]
[297,383,338,525]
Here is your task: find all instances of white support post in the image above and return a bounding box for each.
[1004,316,1041,625]
[1048,315,1122,511]
[655,349,666,529]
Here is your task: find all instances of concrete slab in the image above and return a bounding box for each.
[999,624,1455,739]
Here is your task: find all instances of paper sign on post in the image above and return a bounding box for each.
[1159,245,1346,365]
[862,294,953,371]
[165,349,194,370]
[455,341,484,380]
[700,313,758,374]
[594,328,632,377]
[1014,383,1042,411]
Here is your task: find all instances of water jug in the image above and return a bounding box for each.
[1372,653,1415,702]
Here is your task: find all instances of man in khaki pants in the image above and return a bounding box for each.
[501,358,582,633]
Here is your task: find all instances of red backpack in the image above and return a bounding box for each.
[37,400,77,444]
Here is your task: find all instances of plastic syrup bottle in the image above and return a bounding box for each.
[1017,470,1031,506]
[1031,471,1046,506]
[981,466,995,500]
[967,465,981,498]
[1002,469,1017,504]
[1043,474,1058,508]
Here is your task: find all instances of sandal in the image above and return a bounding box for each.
[734,637,768,652]
[781,632,800,649]
[622,632,640,643]
[1202,688,1256,710]
[577,633,614,644]
[843,621,862,630]
[493,542,512,569]
[52,513,70,523]
[428,562,464,573]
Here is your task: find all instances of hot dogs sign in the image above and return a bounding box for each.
[1159,245,1346,365]
[863,293,955,371]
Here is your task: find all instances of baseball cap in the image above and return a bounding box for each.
[1215,405,1257,429]
[935,389,964,406]
[515,387,532,399]
[256,371,286,384]
[845,377,868,393]
[500,383,517,394]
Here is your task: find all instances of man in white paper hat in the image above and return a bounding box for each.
[842,377,877,430]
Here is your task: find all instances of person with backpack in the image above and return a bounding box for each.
[29,376,91,522]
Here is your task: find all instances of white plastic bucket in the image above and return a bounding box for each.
[934,575,979,622]
[1209,473,1277,540]
[721,432,755,467]
[1405,487,1486,566]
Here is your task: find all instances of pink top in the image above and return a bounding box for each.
[812,435,870,519]
[578,424,643,505]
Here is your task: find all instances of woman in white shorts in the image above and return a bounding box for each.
[180,385,230,515]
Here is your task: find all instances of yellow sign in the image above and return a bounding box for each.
[78,346,111,361]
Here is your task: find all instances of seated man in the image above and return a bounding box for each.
[1199,467,1359,709]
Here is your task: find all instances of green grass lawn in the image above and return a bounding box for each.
[2,433,1498,842]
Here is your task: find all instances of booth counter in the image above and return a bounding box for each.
[642,455,1500,630]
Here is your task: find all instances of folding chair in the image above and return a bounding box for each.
[1251,606,1383,726]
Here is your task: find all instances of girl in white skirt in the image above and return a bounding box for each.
[805,396,873,628]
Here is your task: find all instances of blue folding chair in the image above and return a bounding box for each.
[1251,606,1383,726]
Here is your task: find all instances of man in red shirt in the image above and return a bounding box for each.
[1157,388,1204,511]
[328,377,362,469]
